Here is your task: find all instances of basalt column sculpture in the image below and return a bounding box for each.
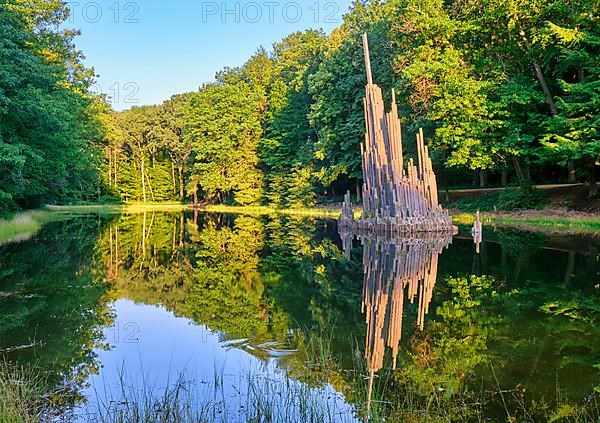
[339,34,456,235]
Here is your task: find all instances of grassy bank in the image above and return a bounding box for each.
[0,210,60,245]
[204,204,341,218]
[2,204,598,243]
[452,210,600,236]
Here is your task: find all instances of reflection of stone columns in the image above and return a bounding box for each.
[360,233,452,374]
[342,228,452,413]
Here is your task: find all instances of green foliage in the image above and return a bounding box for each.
[261,30,326,207]
[0,218,112,400]
[497,184,550,211]
[540,6,600,169]
[100,95,195,203]
[88,0,600,207]
[4,0,600,211]
[186,82,264,205]
[0,1,103,213]
[309,1,393,187]
[2,211,600,421]
[449,185,550,211]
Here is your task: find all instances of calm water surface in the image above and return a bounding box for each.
[0,211,599,421]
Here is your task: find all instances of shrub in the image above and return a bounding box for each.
[496,184,550,211]
[448,184,550,212]
[446,192,500,212]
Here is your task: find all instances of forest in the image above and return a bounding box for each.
[1,0,599,214]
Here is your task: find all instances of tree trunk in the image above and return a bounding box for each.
[179,166,185,201]
[518,30,558,116]
[501,170,508,187]
[513,158,530,184]
[443,167,449,202]
[532,62,558,115]
[588,163,598,198]
[193,191,198,206]
[472,170,479,188]
[107,147,112,187]
[445,181,450,203]
[568,160,576,183]
[563,251,576,284]
[144,169,155,202]
[479,169,487,188]
[113,147,118,189]
[171,161,177,195]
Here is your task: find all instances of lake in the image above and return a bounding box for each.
[1,211,599,422]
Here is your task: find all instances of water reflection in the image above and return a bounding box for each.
[0,212,599,421]
[341,229,452,413]
[359,233,453,373]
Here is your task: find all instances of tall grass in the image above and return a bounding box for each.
[81,365,357,423]
[0,362,57,423]
[1,353,598,422]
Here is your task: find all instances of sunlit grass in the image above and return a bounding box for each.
[0,210,61,245]
[452,211,600,236]
[46,203,190,215]
[204,204,343,218]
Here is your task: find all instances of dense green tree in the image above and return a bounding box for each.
[309,1,393,198]
[186,82,264,205]
[260,30,327,207]
[540,6,600,195]
[158,94,194,201]
[0,0,103,212]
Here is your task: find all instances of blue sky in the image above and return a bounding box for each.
[67,0,353,110]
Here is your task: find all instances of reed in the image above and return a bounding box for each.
[0,362,58,423]
[1,355,598,422]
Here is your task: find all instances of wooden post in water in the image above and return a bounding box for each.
[472,211,483,254]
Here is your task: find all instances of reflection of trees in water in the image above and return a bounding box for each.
[98,212,292,352]
[0,218,114,409]
[7,213,595,421]
[101,212,194,309]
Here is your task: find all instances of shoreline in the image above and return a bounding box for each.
[0,204,598,244]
